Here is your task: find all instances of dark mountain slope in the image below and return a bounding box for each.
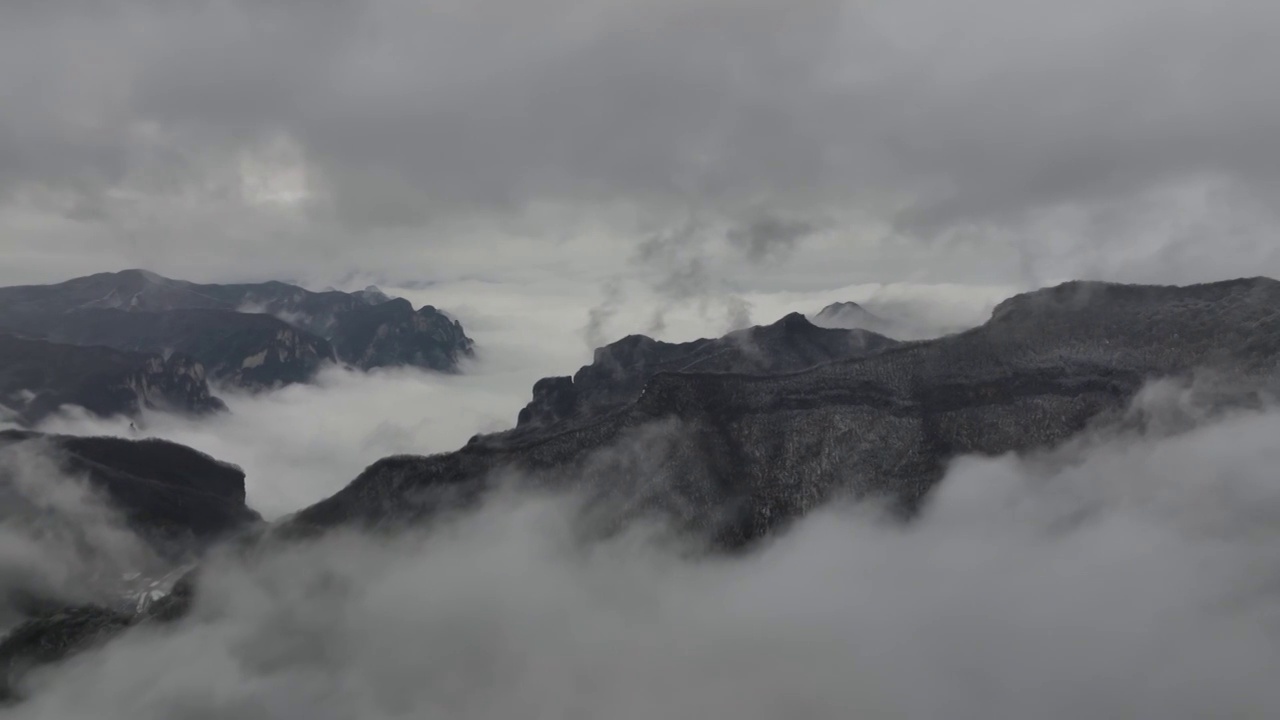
[0,430,260,552]
[0,432,260,700]
[329,297,475,372]
[2,308,336,390]
[0,270,474,376]
[293,277,1280,545]
[513,312,900,432]
[7,277,1280,703]
[0,335,224,426]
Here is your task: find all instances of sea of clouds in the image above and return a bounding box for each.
[1,275,1279,717]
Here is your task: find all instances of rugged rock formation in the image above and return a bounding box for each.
[2,308,335,390]
[0,430,260,551]
[297,278,1280,545]
[511,312,899,433]
[0,269,475,384]
[0,335,225,426]
[330,297,474,371]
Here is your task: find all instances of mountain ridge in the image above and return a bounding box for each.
[6,276,1280,702]
[0,270,476,392]
[293,276,1280,542]
[0,335,225,426]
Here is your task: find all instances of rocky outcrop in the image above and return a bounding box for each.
[511,312,899,433]
[5,308,337,390]
[0,270,474,381]
[0,430,260,551]
[330,298,475,371]
[294,277,1280,546]
[0,433,258,702]
[10,277,1280,702]
[0,335,225,426]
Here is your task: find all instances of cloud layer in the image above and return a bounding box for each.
[23,277,1007,517]
[3,0,1279,287]
[12,386,1280,718]
[4,3,1280,715]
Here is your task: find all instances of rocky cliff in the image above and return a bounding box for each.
[11,308,337,390]
[0,335,225,426]
[0,432,259,700]
[298,278,1280,545]
[0,430,259,553]
[0,270,475,387]
[330,298,474,371]
[511,312,899,433]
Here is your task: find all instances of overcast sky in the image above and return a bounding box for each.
[2,0,1278,295]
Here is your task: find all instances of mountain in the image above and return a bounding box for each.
[810,300,897,335]
[0,335,224,426]
[1,308,335,390]
[0,270,475,383]
[0,432,257,702]
[291,277,1280,545]
[8,277,1280,701]
[0,430,260,554]
[511,312,900,433]
[329,297,475,372]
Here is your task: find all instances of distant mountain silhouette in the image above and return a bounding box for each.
[0,270,474,390]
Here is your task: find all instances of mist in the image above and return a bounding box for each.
[4,0,1277,714]
[5,379,1280,718]
[0,443,162,631]
[20,278,1005,517]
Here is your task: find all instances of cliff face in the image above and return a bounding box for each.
[295,278,1280,546]
[329,298,475,372]
[9,308,338,390]
[0,335,225,426]
[0,270,474,385]
[0,430,259,551]
[511,312,899,435]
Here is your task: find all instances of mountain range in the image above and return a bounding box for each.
[5,276,1280,702]
[0,270,474,424]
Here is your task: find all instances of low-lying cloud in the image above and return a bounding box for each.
[11,383,1280,718]
[16,277,1004,518]
[0,443,161,631]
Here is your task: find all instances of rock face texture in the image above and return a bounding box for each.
[0,335,224,426]
[512,312,900,433]
[295,278,1280,546]
[329,297,474,371]
[0,269,474,389]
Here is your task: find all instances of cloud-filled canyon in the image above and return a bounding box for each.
[4,0,1280,717]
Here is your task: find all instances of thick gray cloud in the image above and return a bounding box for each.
[16,384,1280,718]
[1,0,1279,287]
